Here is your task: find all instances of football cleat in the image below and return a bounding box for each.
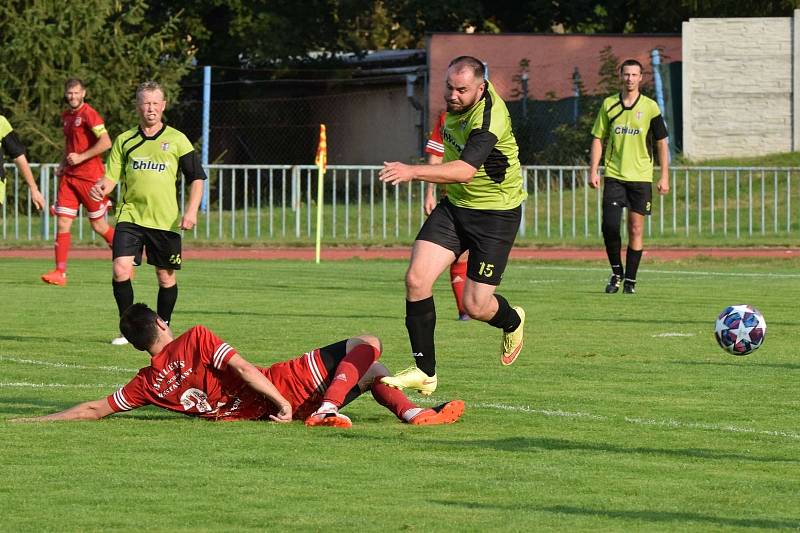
[408,400,465,425]
[458,312,471,321]
[605,274,621,293]
[111,335,129,346]
[623,280,636,294]
[501,306,525,366]
[304,410,352,428]
[380,366,438,396]
[41,270,67,286]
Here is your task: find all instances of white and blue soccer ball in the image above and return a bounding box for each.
[714,305,766,356]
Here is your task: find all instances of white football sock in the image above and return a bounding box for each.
[402,407,425,422]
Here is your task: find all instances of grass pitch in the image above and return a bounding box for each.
[1,256,799,532]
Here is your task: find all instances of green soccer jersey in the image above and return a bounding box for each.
[591,93,668,182]
[0,116,13,147]
[106,125,203,232]
[0,116,8,200]
[442,81,526,210]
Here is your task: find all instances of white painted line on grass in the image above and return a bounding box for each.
[414,397,800,441]
[4,377,796,441]
[652,332,695,337]
[517,264,800,278]
[0,355,138,373]
[623,416,800,440]
[0,381,119,389]
[481,402,606,420]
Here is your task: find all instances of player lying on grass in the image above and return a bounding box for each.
[15,303,464,428]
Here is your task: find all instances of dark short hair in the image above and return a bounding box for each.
[65,78,84,90]
[620,59,644,73]
[448,56,486,80]
[120,303,160,351]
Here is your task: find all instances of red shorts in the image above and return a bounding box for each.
[260,349,330,421]
[54,175,111,220]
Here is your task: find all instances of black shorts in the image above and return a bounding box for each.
[317,340,348,375]
[603,177,653,216]
[112,222,183,270]
[416,197,521,286]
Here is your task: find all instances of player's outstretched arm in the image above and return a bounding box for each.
[588,137,603,189]
[226,354,292,422]
[379,160,476,185]
[656,138,670,195]
[13,154,45,210]
[12,398,115,422]
[180,179,204,230]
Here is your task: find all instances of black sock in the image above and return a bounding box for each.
[112,279,134,317]
[606,243,623,278]
[602,205,624,278]
[488,294,521,333]
[405,297,436,377]
[625,247,643,282]
[157,284,178,324]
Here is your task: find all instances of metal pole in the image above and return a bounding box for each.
[650,49,670,163]
[201,66,211,211]
[572,67,581,123]
[521,72,528,119]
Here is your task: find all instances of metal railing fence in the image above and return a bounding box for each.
[3,164,800,245]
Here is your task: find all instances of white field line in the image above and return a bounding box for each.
[652,332,695,337]
[0,355,138,373]
[1,382,120,389]
[414,398,800,441]
[5,356,797,441]
[517,264,800,278]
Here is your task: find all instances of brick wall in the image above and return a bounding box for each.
[682,12,798,160]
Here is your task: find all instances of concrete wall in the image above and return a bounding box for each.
[682,12,799,161]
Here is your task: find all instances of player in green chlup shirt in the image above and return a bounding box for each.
[379,56,526,395]
[0,115,45,211]
[589,58,670,295]
[90,81,206,345]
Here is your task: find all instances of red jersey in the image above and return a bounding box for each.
[106,325,330,421]
[62,103,106,181]
[425,112,446,157]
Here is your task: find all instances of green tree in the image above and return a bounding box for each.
[0,0,197,163]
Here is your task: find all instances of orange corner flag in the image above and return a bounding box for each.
[315,124,327,173]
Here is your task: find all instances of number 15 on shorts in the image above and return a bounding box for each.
[478,262,495,279]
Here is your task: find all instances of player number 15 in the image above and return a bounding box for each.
[478,262,494,278]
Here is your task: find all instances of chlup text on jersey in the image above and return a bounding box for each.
[441,128,464,153]
[613,125,641,135]
[131,159,167,172]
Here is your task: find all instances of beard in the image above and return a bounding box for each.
[446,99,472,114]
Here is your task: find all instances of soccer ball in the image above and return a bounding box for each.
[714,305,766,356]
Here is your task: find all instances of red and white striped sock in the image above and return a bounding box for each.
[55,232,70,272]
[450,260,467,315]
[322,344,379,407]
[370,380,418,421]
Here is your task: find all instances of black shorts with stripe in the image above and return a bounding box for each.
[416,197,521,286]
[603,177,653,216]
[112,221,183,269]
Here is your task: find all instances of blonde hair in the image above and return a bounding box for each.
[135,80,165,102]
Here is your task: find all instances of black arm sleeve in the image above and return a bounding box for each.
[650,115,668,141]
[459,129,498,170]
[178,150,207,182]
[1,130,27,159]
